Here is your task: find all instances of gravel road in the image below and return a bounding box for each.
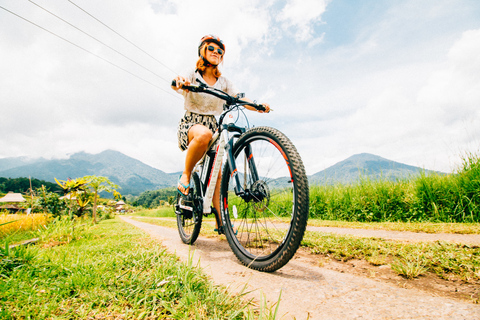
[120,216,480,319]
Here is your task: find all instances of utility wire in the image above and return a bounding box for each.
[28,0,172,84]
[0,5,180,100]
[67,0,179,76]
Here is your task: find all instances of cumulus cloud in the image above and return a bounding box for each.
[417,29,480,125]
[277,0,329,41]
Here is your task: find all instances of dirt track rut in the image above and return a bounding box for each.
[120,216,480,319]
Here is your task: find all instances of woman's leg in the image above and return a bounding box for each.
[178,124,212,194]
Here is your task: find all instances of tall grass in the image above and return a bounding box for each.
[310,153,480,223]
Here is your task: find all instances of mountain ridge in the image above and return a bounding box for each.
[0,150,440,196]
[310,153,439,185]
[0,150,177,196]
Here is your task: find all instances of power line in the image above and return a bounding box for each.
[67,0,179,76]
[0,4,180,100]
[28,0,172,84]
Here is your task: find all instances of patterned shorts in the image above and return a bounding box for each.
[177,111,218,151]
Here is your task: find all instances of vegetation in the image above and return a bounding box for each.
[53,176,121,222]
[134,206,176,218]
[0,177,62,194]
[132,187,177,208]
[309,152,480,223]
[0,218,255,319]
[302,231,480,282]
[0,214,48,240]
[81,175,120,224]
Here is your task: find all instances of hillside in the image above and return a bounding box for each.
[0,150,176,196]
[309,153,438,185]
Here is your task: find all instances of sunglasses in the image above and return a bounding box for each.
[207,45,224,55]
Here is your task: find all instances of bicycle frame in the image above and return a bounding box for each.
[196,110,260,214]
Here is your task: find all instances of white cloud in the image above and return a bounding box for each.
[418,29,480,125]
[277,0,328,41]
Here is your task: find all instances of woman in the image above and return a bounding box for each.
[171,34,270,233]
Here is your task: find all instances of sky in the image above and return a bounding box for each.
[1,0,480,175]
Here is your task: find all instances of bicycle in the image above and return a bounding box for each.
[172,79,309,272]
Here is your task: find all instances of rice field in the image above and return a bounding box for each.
[0,213,49,238]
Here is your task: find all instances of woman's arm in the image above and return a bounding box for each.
[238,96,270,113]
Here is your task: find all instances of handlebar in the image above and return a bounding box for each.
[171,79,268,112]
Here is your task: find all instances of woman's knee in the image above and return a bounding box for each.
[189,125,212,146]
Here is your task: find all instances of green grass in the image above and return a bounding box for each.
[132,206,176,218]
[302,231,480,282]
[0,217,259,319]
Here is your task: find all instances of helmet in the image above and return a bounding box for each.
[198,34,225,56]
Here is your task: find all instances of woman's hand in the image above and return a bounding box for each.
[258,103,270,113]
[171,76,191,92]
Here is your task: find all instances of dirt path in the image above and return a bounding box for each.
[120,216,480,319]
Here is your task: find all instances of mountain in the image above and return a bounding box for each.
[0,150,440,196]
[0,150,177,196]
[0,156,43,172]
[309,153,438,185]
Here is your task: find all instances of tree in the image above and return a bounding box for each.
[83,176,120,224]
[36,185,67,217]
[55,177,89,219]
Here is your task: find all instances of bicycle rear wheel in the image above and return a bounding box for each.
[220,126,309,272]
[175,172,203,244]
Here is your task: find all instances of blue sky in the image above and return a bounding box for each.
[1,0,480,175]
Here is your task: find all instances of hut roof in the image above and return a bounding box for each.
[0,192,26,203]
[116,200,126,205]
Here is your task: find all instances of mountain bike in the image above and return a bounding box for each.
[172,79,309,272]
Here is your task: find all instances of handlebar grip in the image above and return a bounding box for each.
[256,104,266,112]
[171,80,177,86]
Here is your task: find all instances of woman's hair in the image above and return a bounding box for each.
[196,43,222,78]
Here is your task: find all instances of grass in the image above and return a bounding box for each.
[302,230,480,282]
[307,220,480,234]
[0,217,270,319]
[132,206,176,218]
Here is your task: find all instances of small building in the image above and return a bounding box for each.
[115,200,126,213]
[0,192,26,213]
[0,192,26,203]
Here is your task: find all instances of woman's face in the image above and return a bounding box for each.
[205,42,224,65]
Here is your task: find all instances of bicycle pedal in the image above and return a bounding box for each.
[179,203,193,211]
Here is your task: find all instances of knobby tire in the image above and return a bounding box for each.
[220,126,309,272]
[176,172,203,244]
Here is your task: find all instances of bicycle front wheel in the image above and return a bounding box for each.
[176,172,203,244]
[220,126,309,272]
